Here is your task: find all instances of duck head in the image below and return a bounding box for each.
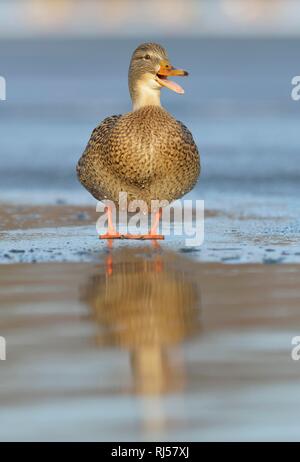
[128,42,188,111]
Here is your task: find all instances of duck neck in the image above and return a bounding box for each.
[131,81,162,111]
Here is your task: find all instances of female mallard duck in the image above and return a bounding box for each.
[77,42,200,239]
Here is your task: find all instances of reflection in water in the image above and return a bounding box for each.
[83,246,202,396]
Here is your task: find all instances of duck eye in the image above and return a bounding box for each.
[144,54,151,60]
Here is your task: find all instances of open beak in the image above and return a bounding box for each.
[155,60,188,94]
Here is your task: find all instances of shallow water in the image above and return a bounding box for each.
[1,248,300,441]
[1,199,300,264]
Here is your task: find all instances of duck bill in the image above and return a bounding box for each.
[156,61,188,95]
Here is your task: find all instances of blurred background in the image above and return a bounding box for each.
[1,0,300,37]
[0,0,299,205]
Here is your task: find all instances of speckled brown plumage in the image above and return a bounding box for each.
[77,106,200,207]
[77,42,200,209]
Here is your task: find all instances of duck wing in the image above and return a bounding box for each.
[76,115,122,199]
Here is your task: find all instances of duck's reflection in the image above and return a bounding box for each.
[83,245,201,395]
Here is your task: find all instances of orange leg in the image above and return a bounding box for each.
[146,208,164,239]
[99,206,121,239]
[150,209,163,236]
[99,208,164,240]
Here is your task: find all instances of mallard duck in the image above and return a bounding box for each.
[77,42,200,239]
